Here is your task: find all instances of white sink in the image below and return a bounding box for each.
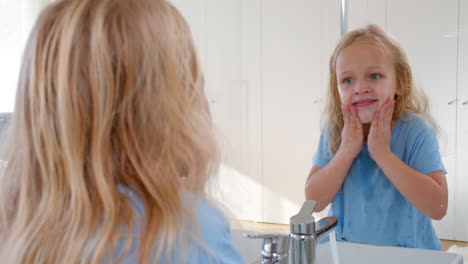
[231,228,463,264]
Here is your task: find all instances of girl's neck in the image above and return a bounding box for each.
[363,123,371,141]
[362,120,397,142]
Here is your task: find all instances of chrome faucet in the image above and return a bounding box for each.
[245,200,338,264]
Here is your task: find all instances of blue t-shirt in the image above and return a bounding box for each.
[112,190,244,263]
[313,114,446,250]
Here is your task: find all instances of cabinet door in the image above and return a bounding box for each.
[455,0,468,242]
[170,0,262,221]
[204,0,262,222]
[369,0,459,240]
[0,1,23,112]
[261,0,340,223]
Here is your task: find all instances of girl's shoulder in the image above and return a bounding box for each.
[185,193,244,264]
[191,194,231,235]
[395,113,440,145]
[398,113,435,133]
[120,187,229,234]
[118,188,243,263]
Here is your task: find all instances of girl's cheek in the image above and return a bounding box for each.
[339,93,352,105]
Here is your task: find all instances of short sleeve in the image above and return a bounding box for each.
[408,126,447,175]
[313,132,334,168]
[211,219,244,264]
[195,198,244,264]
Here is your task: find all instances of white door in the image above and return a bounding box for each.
[170,0,263,221]
[261,0,341,223]
[368,0,459,240]
[0,1,24,113]
[455,0,468,242]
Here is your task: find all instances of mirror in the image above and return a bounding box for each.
[170,0,468,246]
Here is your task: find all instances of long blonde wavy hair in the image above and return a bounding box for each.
[323,24,433,154]
[0,0,220,263]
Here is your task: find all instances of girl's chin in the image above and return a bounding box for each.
[357,112,374,123]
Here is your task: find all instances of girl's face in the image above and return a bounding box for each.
[336,42,399,123]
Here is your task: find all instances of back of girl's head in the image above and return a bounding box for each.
[0,0,218,263]
[324,24,429,153]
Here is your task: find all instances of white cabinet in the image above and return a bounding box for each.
[170,0,263,221]
[172,0,341,224]
[455,0,468,242]
[367,0,466,241]
[261,0,340,223]
[0,1,24,112]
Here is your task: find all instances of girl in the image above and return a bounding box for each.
[0,0,243,263]
[305,24,448,250]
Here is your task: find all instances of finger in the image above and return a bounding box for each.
[385,99,395,129]
[348,105,358,130]
[380,97,391,111]
[381,98,394,130]
[345,105,355,129]
[371,110,380,132]
[351,107,363,134]
[377,98,392,129]
[350,106,360,128]
[341,104,349,125]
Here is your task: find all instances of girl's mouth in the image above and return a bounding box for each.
[352,99,377,107]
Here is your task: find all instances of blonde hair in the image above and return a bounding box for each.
[323,24,432,154]
[0,0,220,263]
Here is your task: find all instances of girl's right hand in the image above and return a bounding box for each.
[339,104,363,159]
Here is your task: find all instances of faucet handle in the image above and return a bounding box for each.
[290,200,317,235]
[243,233,290,262]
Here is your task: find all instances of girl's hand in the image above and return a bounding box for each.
[368,97,395,161]
[338,104,364,159]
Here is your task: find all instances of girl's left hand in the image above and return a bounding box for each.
[368,97,395,161]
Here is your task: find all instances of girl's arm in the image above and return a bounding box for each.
[305,105,363,212]
[305,150,355,212]
[373,154,447,220]
[368,98,448,220]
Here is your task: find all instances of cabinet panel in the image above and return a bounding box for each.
[369,0,459,240]
[171,0,262,221]
[455,0,468,241]
[205,0,262,221]
[0,1,23,112]
[386,0,458,157]
[169,0,207,68]
[346,0,369,30]
[367,0,386,30]
[261,0,340,223]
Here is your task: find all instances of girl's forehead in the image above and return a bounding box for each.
[339,42,389,60]
[336,42,393,72]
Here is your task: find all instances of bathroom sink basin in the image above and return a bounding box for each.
[231,228,463,264]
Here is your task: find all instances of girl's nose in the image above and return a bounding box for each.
[353,81,370,94]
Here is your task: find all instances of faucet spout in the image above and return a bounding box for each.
[289,201,338,264]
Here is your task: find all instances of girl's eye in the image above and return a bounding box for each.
[343,78,352,84]
[370,73,381,80]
